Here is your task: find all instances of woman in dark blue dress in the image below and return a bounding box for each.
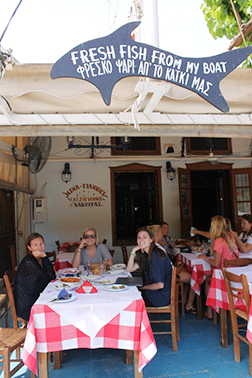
[127,227,172,307]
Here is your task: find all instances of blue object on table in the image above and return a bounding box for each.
[58,288,72,299]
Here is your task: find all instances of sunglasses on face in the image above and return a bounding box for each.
[83,234,96,239]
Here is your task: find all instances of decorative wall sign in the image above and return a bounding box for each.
[62,183,108,207]
[51,21,252,113]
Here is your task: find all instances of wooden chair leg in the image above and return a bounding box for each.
[213,310,218,325]
[196,293,202,320]
[126,350,133,364]
[53,351,61,369]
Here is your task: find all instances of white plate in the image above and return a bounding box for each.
[103,284,128,292]
[106,269,125,276]
[58,268,78,276]
[87,275,102,280]
[54,283,79,290]
[110,263,126,270]
[48,295,76,303]
[93,279,116,285]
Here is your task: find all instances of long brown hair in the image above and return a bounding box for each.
[241,214,252,238]
[135,227,167,268]
[26,232,44,255]
[210,215,237,256]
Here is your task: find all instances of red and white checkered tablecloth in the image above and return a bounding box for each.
[177,253,213,295]
[207,266,252,313]
[22,299,157,376]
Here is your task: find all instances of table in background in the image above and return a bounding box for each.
[177,252,213,319]
[22,278,157,378]
[207,265,252,347]
[54,252,74,271]
[58,242,79,252]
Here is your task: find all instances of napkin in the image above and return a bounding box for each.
[58,288,72,299]
[76,280,97,293]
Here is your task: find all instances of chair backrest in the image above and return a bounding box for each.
[3,270,27,328]
[55,240,61,252]
[102,239,107,244]
[46,250,56,266]
[223,257,252,268]
[9,244,17,270]
[171,266,177,309]
[108,249,115,258]
[222,267,251,316]
[120,240,128,264]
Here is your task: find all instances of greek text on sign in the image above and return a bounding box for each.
[51,21,252,113]
[62,183,108,208]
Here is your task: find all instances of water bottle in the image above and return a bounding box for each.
[190,227,195,237]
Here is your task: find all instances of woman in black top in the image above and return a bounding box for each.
[15,232,56,321]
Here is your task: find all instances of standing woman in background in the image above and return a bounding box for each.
[15,232,56,321]
[232,214,252,254]
[196,215,239,319]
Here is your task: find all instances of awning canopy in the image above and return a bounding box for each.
[0,63,252,137]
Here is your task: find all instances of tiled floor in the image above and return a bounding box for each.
[1,310,251,378]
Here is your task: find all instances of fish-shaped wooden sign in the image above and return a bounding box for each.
[50,21,252,112]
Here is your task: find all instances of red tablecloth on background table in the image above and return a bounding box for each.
[177,253,213,295]
[22,280,157,376]
[58,242,79,252]
[54,252,74,271]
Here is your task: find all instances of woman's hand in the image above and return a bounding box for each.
[32,250,46,259]
[78,239,87,249]
[231,230,238,239]
[197,253,207,261]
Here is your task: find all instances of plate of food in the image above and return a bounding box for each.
[58,268,78,276]
[93,278,116,285]
[54,282,79,290]
[87,275,102,281]
[103,284,128,292]
[106,269,125,276]
[48,295,76,303]
[59,277,80,283]
[110,263,126,270]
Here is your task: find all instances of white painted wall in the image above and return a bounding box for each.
[31,136,252,262]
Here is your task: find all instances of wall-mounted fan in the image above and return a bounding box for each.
[12,137,52,173]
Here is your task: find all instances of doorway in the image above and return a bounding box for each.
[191,169,232,233]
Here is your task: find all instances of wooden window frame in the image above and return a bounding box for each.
[110,137,161,156]
[110,163,163,246]
[186,137,232,155]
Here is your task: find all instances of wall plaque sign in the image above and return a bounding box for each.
[51,21,252,113]
[62,183,108,207]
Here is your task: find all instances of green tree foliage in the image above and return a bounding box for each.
[201,0,252,66]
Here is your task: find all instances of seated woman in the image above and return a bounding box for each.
[232,214,252,254]
[14,232,56,321]
[127,226,172,307]
[186,215,239,319]
[72,227,113,268]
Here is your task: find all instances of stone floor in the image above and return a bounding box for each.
[1,307,251,378]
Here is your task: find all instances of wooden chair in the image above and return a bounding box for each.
[9,245,17,271]
[224,257,252,268]
[4,271,27,329]
[102,239,107,244]
[55,240,61,252]
[108,249,115,258]
[120,240,128,265]
[176,262,185,316]
[2,271,35,377]
[0,293,8,327]
[146,267,179,351]
[222,267,252,375]
[46,250,57,267]
[67,244,78,252]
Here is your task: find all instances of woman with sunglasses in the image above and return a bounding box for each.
[72,227,113,268]
[127,227,172,307]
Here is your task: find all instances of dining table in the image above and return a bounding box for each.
[207,262,252,347]
[22,270,157,378]
[54,252,74,271]
[177,251,214,319]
